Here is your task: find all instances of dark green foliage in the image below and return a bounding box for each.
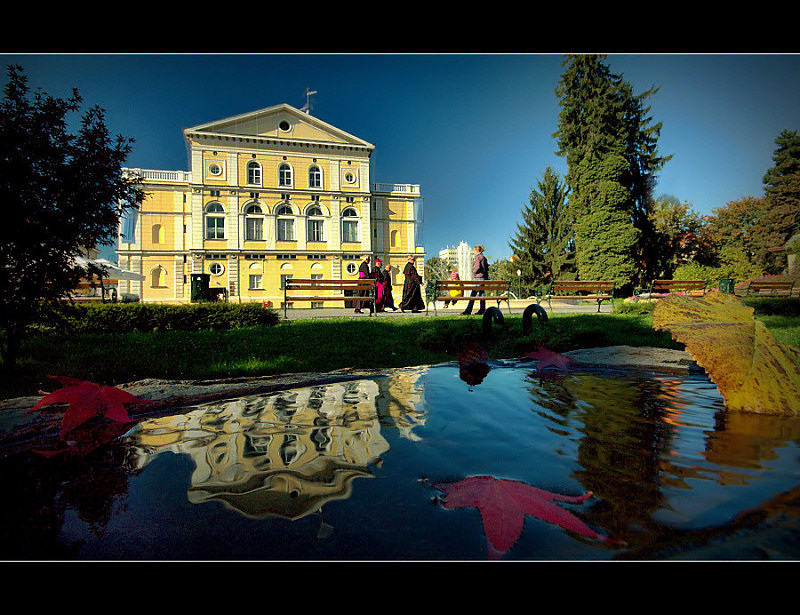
[43,302,280,334]
[762,129,800,255]
[509,166,575,289]
[742,297,800,317]
[572,153,639,285]
[553,55,671,287]
[0,65,143,368]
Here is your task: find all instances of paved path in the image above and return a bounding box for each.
[281,299,613,320]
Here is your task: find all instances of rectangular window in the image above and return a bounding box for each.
[342,220,358,243]
[249,274,262,290]
[205,217,225,239]
[307,219,324,242]
[277,218,294,241]
[280,274,293,290]
[246,217,264,241]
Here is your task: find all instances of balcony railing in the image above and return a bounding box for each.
[124,168,192,183]
[370,182,420,194]
[124,170,418,194]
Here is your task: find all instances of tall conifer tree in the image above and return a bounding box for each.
[509,166,573,290]
[553,55,670,287]
[762,129,800,253]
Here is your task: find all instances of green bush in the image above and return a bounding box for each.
[45,302,280,334]
[743,297,800,317]
[612,299,655,315]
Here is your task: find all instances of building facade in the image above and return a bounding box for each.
[117,104,424,305]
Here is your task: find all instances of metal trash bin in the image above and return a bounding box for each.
[718,278,734,294]
[190,273,210,302]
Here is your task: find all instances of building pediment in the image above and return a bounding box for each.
[183,104,374,151]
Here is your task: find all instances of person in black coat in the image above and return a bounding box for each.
[399,255,425,312]
[355,254,374,314]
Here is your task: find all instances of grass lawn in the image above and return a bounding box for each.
[2,308,798,400]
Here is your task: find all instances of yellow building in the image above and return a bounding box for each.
[116,103,424,306]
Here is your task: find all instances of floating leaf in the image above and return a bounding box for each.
[524,344,573,371]
[652,292,800,415]
[425,476,623,559]
[30,376,143,435]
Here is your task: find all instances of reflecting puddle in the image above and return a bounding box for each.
[0,362,798,560]
[126,375,425,521]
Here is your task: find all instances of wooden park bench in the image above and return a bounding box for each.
[283,278,375,318]
[744,279,795,297]
[426,279,511,315]
[635,279,707,299]
[537,280,615,313]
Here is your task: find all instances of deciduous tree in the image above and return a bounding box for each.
[0,65,143,370]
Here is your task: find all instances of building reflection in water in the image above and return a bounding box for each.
[124,369,426,521]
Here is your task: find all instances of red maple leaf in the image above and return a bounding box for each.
[427,476,624,559]
[29,376,144,436]
[524,344,573,371]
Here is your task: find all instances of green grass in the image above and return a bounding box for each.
[1,312,678,399]
[3,309,798,400]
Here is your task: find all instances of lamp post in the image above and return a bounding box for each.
[517,269,522,300]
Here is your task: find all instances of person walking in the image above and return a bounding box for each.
[399,254,424,313]
[373,257,386,312]
[462,245,488,315]
[355,254,374,314]
[382,263,397,311]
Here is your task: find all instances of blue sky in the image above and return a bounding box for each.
[2,53,799,263]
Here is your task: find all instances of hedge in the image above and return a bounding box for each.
[45,302,281,334]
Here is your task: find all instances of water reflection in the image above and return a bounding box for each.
[1,361,798,560]
[517,367,800,555]
[124,370,426,521]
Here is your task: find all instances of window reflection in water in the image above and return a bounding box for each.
[124,370,426,521]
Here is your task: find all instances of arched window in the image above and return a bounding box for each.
[308,165,322,189]
[244,203,264,241]
[306,205,324,242]
[276,204,295,241]
[247,161,262,186]
[278,163,293,187]
[151,224,163,245]
[390,229,398,248]
[341,207,359,243]
[205,202,225,239]
[150,265,167,288]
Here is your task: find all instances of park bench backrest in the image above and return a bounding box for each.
[549,280,615,294]
[747,280,794,295]
[651,279,706,293]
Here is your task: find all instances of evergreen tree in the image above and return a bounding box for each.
[553,55,671,287]
[571,153,639,285]
[508,166,573,291]
[762,129,800,252]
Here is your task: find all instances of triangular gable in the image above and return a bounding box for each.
[184,103,374,149]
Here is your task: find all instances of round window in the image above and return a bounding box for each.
[344,171,356,184]
[346,263,357,275]
[208,162,223,176]
[279,120,291,132]
[209,262,224,276]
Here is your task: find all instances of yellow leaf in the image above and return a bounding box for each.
[652,291,800,415]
